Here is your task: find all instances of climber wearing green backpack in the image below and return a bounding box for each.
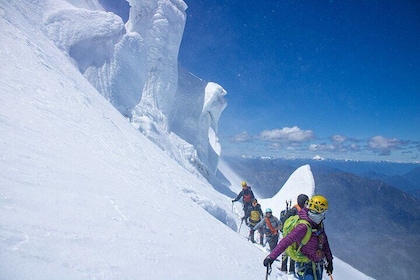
[280,194,309,275]
[263,195,333,280]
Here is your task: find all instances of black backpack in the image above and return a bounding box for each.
[279,200,293,230]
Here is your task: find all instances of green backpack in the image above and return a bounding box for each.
[282,215,313,262]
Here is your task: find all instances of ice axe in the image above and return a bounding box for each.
[265,263,272,280]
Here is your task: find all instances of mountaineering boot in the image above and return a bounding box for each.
[250,236,255,243]
[249,229,255,243]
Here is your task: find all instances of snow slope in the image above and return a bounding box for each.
[259,164,315,217]
[0,0,374,279]
[0,2,266,279]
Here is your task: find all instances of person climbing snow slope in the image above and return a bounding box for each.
[263,195,333,280]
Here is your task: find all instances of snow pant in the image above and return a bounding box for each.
[281,254,295,273]
[266,233,279,251]
[242,202,252,214]
[248,223,264,245]
[295,261,323,280]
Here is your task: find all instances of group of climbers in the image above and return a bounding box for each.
[232,181,333,280]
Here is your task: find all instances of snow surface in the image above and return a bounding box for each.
[258,165,315,217]
[0,0,374,279]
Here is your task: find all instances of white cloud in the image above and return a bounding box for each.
[349,143,361,151]
[309,143,335,151]
[309,144,319,151]
[229,131,252,142]
[331,134,347,144]
[368,135,400,155]
[259,126,314,142]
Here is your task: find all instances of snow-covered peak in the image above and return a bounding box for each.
[256,164,315,217]
[313,155,325,160]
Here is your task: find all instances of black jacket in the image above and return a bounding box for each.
[233,186,255,204]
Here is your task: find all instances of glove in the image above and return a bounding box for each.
[231,199,236,203]
[325,259,333,275]
[263,256,274,267]
[250,229,255,234]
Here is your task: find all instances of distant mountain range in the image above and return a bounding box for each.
[223,156,420,280]
[360,167,420,199]
[223,156,420,199]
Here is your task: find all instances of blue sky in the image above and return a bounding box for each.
[178,0,420,162]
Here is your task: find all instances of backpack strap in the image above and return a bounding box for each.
[265,217,278,235]
[296,220,312,253]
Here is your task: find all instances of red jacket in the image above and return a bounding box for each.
[233,186,254,203]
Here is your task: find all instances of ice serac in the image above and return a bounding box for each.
[43,0,228,178]
[126,0,186,118]
[44,8,125,73]
[125,0,227,177]
[43,4,130,108]
[170,67,227,175]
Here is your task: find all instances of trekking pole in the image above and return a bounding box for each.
[238,218,244,233]
[265,263,272,280]
[231,201,234,213]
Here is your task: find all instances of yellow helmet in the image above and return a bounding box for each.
[241,181,247,187]
[308,195,328,213]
